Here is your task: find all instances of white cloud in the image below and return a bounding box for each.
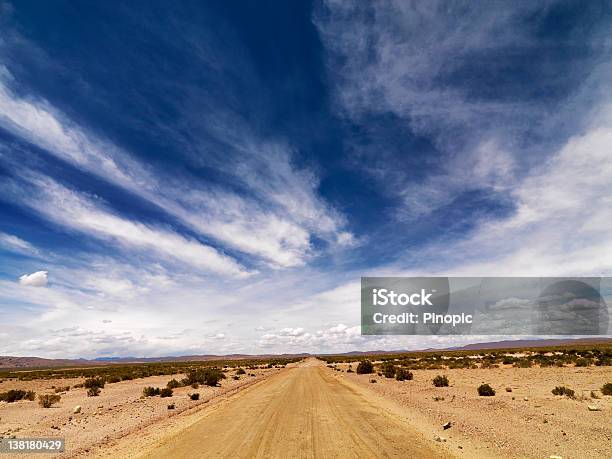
[314,1,610,220]
[0,232,37,254]
[19,270,48,287]
[7,175,250,278]
[0,73,352,267]
[419,120,612,277]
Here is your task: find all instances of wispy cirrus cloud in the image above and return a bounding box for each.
[315,0,611,219]
[0,69,351,268]
[2,174,250,277]
[0,231,37,254]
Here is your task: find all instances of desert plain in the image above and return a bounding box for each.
[0,345,611,458]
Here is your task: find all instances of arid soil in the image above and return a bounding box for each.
[335,362,612,458]
[0,366,278,458]
[1,359,610,458]
[103,358,449,459]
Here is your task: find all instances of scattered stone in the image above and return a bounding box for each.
[73,406,81,414]
[587,405,601,411]
[550,455,562,459]
[433,435,447,442]
[505,387,512,392]
[443,421,452,430]
[523,397,529,401]
[167,404,175,410]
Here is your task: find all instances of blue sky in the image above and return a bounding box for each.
[1,1,611,357]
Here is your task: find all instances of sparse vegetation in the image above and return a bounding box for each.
[38,394,61,408]
[552,386,575,398]
[316,343,612,371]
[433,375,449,387]
[166,379,181,389]
[601,382,612,396]
[395,368,413,381]
[381,362,396,378]
[160,388,173,398]
[236,368,246,375]
[477,384,496,396]
[84,377,105,397]
[87,386,101,397]
[0,389,36,403]
[182,368,226,387]
[356,360,373,374]
[143,386,161,397]
[189,393,199,400]
[0,357,300,383]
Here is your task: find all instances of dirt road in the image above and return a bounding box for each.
[137,360,449,458]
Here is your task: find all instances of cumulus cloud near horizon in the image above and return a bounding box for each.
[19,270,48,287]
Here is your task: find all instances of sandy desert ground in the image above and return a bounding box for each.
[334,362,611,459]
[1,358,610,458]
[0,366,280,458]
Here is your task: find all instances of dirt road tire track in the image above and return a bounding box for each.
[137,360,450,458]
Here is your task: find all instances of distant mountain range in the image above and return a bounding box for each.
[1,337,610,369]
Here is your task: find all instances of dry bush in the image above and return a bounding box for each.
[552,386,575,398]
[356,360,373,374]
[477,384,496,396]
[39,394,61,408]
[433,375,449,387]
[0,389,36,403]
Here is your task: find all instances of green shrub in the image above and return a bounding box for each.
[0,389,36,403]
[106,376,121,383]
[143,386,161,397]
[478,384,496,396]
[395,368,413,381]
[574,358,591,367]
[183,368,226,387]
[552,386,575,397]
[189,393,199,401]
[166,379,181,389]
[54,386,70,393]
[160,388,173,398]
[381,362,396,378]
[433,375,449,387]
[38,394,61,408]
[356,360,373,374]
[87,386,101,397]
[84,377,105,390]
[601,382,612,396]
[236,368,246,375]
